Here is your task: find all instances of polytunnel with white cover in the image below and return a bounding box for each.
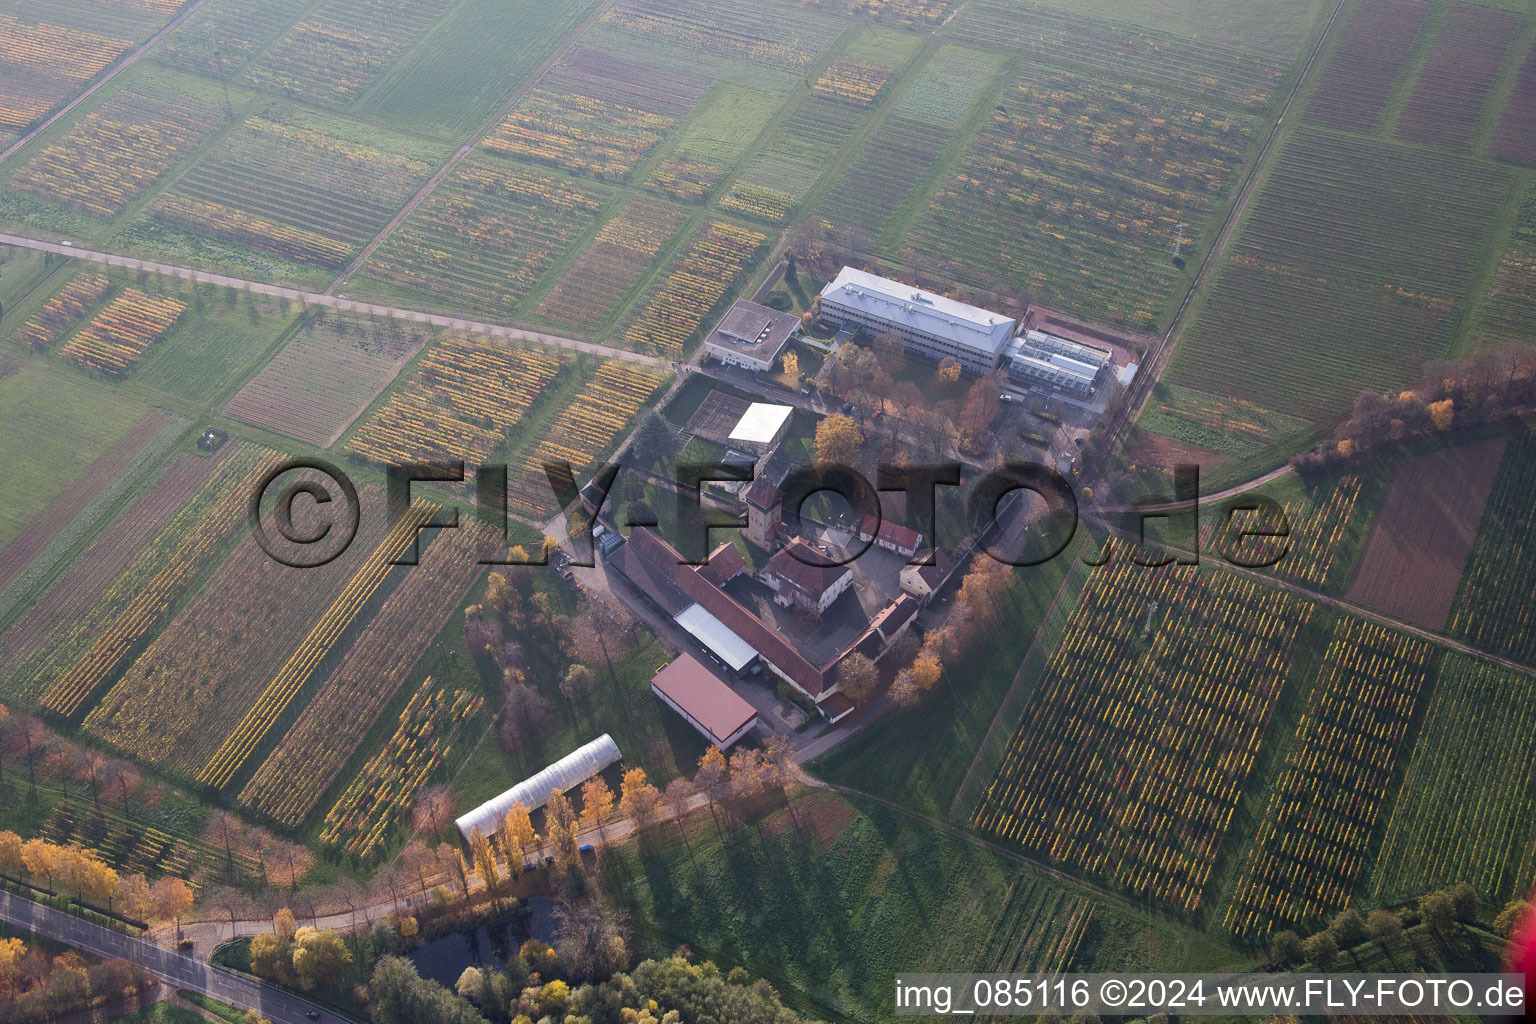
[454,733,622,842]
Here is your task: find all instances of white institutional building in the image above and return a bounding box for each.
[818,267,1017,373]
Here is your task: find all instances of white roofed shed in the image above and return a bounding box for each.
[454,734,622,842]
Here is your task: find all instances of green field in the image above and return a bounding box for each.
[362,0,603,140]
[448,614,708,815]
[1371,653,1536,905]
[131,291,298,404]
[1166,127,1512,424]
[812,549,1077,820]
[1448,427,1536,663]
[0,365,148,548]
[599,789,1219,1023]
[908,63,1259,329]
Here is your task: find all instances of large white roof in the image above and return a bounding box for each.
[728,403,793,445]
[820,267,1016,355]
[674,602,758,671]
[454,734,621,840]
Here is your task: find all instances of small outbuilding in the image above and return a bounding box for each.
[650,654,759,750]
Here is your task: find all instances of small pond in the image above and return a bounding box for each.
[408,896,556,988]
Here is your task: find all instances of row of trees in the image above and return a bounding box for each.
[249,909,353,992]
[0,830,193,929]
[1268,883,1525,967]
[370,949,822,1024]
[0,705,142,811]
[1296,345,1536,469]
[0,939,156,1024]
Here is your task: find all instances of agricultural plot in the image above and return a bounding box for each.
[7,87,224,219]
[483,50,709,183]
[154,0,312,80]
[131,292,298,402]
[803,0,953,29]
[535,199,688,332]
[224,313,429,447]
[1373,654,1536,905]
[1165,128,1509,420]
[510,361,671,515]
[1395,4,1520,151]
[0,365,148,552]
[1490,40,1536,166]
[1209,474,1366,592]
[40,804,199,885]
[363,0,602,140]
[153,108,445,269]
[243,0,454,107]
[1468,187,1536,350]
[645,85,781,202]
[947,0,1289,112]
[318,678,483,860]
[972,878,1093,974]
[910,66,1257,328]
[1137,383,1314,463]
[818,116,951,245]
[813,59,894,108]
[1224,618,1434,938]
[14,272,111,348]
[620,219,767,356]
[599,0,842,74]
[0,450,232,691]
[1303,0,1431,131]
[894,44,1005,126]
[1345,438,1505,631]
[238,521,494,827]
[1448,430,1536,663]
[347,334,563,466]
[33,445,273,712]
[0,12,134,137]
[719,158,818,226]
[197,502,444,790]
[0,408,170,598]
[79,483,393,775]
[355,157,610,319]
[973,562,1314,913]
[61,288,187,376]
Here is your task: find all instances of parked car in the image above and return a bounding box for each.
[579,844,595,854]
[1000,393,1016,403]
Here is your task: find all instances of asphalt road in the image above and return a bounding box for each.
[0,890,351,1023]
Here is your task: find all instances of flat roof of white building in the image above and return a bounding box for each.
[820,267,1016,357]
[728,403,793,446]
[675,601,758,672]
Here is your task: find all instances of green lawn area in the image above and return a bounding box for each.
[105,1003,207,1024]
[600,788,1214,1023]
[1028,0,1326,54]
[810,545,1078,820]
[669,83,785,161]
[362,0,602,140]
[133,295,298,406]
[0,364,148,548]
[449,624,707,815]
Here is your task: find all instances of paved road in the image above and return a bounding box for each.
[0,890,351,1023]
[0,232,666,368]
[0,0,214,166]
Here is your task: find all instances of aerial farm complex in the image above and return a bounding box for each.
[1,0,1535,1020]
